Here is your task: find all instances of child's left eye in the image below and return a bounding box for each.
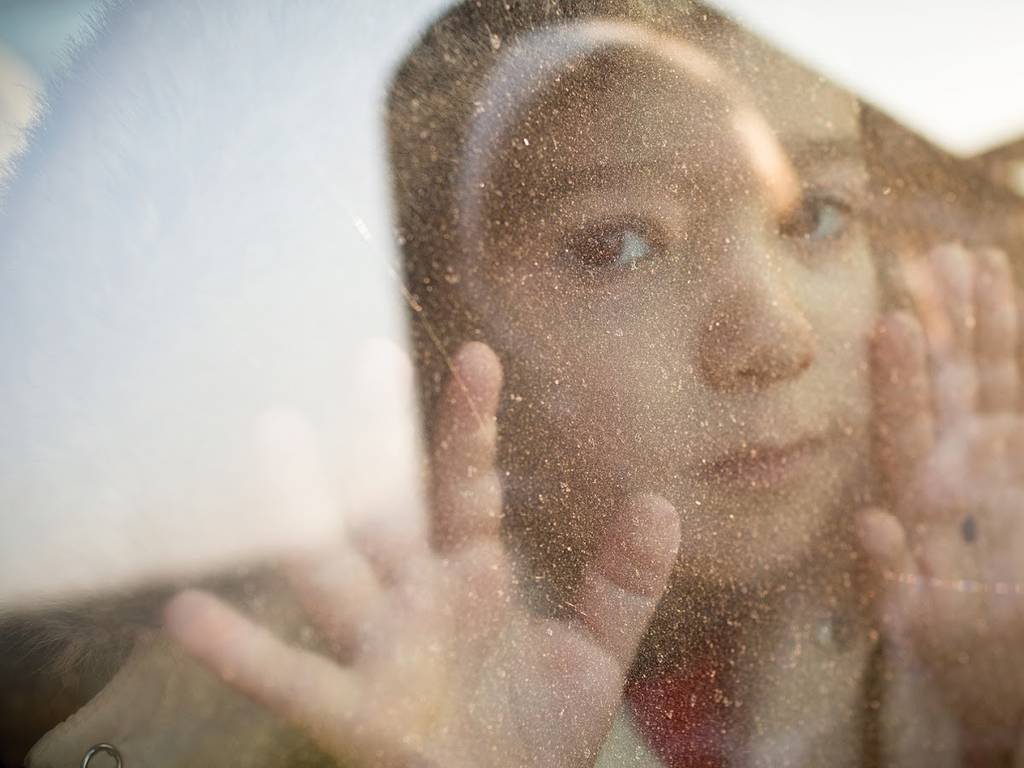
[565,219,662,271]
[778,194,852,243]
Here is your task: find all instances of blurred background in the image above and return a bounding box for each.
[0,0,97,171]
[0,0,96,77]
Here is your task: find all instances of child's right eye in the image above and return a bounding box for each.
[564,218,664,272]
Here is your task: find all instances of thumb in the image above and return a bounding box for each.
[855,506,918,642]
[578,493,680,670]
[856,506,910,573]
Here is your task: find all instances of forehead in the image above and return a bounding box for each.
[508,22,861,176]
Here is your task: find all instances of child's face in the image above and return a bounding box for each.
[468,37,878,580]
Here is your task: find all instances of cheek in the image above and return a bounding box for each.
[482,228,724,476]
[553,293,701,475]
[799,244,879,406]
[827,252,877,348]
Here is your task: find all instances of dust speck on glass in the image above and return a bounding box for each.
[2,0,1024,767]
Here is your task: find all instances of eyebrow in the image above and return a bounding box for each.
[503,154,726,204]
[484,162,685,224]
[780,136,865,166]
[490,134,867,219]
[522,147,858,200]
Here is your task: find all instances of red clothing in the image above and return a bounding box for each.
[626,662,732,768]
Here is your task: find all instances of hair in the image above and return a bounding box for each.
[862,107,1024,302]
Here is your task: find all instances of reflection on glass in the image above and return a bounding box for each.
[3,1,1024,767]
[0,44,39,182]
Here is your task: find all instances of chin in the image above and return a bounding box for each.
[671,473,849,586]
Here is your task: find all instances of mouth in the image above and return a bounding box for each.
[693,435,825,490]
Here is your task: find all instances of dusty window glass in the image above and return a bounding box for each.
[2,1,1024,768]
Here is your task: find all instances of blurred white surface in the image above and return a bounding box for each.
[707,0,1024,156]
[0,0,450,608]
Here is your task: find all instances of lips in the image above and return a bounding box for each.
[694,436,824,489]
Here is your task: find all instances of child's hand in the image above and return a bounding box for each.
[861,244,1024,737]
[164,342,680,767]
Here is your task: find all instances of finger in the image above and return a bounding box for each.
[931,245,976,356]
[856,507,911,574]
[902,248,975,430]
[164,590,363,747]
[928,244,979,426]
[578,493,680,670]
[284,544,384,657]
[871,311,935,496]
[431,342,504,551]
[974,248,1018,412]
[855,507,918,641]
[447,540,515,664]
[903,255,953,357]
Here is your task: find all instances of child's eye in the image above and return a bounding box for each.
[565,219,663,271]
[778,193,852,243]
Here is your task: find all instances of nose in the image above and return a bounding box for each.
[698,259,816,392]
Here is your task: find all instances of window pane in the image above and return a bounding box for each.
[3,2,1024,766]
